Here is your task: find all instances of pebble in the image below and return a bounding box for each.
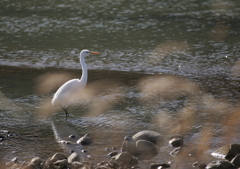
[68,152,81,164]
[169,136,183,147]
[77,133,93,145]
[108,151,119,157]
[69,135,75,138]
[49,153,67,163]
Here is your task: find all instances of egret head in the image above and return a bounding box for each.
[80,49,91,58]
[80,49,100,58]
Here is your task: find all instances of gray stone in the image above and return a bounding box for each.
[77,133,93,145]
[30,157,42,166]
[135,140,159,160]
[11,157,18,163]
[49,153,67,163]
[211,144,240,161]
[121,135,138,156]
[132,130,165,147]
[113,152,138,166]
[71,161,85,169]
[108,151,119,157]
[54,159,68,165]
[68,152,81,164]
[121,132,161,161]
[206,160,237,169]
[231,154,240,167]
[169,136,183,147]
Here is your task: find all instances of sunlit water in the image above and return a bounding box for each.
[1,0,240,168]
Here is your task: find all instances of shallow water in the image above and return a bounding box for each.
[1,0,240,168]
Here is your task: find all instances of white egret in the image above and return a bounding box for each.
[51,49,100,117]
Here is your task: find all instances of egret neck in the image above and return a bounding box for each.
[79,51,88,86]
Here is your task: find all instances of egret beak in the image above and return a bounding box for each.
[90,52,100,54]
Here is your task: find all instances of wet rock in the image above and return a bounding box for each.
[49,153,67,163]
[0,135,6,141]
[53,159,69,168]
[211,144,240,161]
[231,154,240,167]
[121,135,138,156]
[30,157,42,167]
[121,134,160,161]
[59,140,71,144]
[135,140,159,160]
[206,160,237,169]
[193,161,207,169]
[77,133,93,145]
[69,135,75,138]
[169,136,183,147]
[112,152,138,166]
[198,162,207,169]
[132,130,165,147]
[71,161,85,169]
[11,157,18,163]
[108,151,119,157]
[68,152,81,164]
[150,163,171,169]
[0,130,9,134]
[96,160,121,169]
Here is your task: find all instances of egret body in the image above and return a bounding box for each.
[51,49,100,116]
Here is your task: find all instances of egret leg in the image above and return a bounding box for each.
[61,106,69,117]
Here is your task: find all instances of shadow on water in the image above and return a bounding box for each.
[1,65,240,168]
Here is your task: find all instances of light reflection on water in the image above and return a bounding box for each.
[0,0,240,76]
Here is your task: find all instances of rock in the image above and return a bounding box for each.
[71,161,85,169]
[211,144,240,161]
[11,157,18,163]
[121,135,138,156]
[30,157,42,166]
[49,153,67,163]
[68,152,81,164]
[231,154,240,167]
[193,161,207,169]
[77,133,93,145]
[53,159,68,168]
[121,133,160,161]
[206,160,237,169]
[135,140,159,160]
[96,160,120,169]
[69,135,75,138]
[198,162,207,169]
[108,151,119,157]
[169,136,183,147]
[132,130,165,147]
[0,135,6,141]
[113,152,138,166]
[150,163,171,169]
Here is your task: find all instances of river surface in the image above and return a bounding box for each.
[1,0,240,168]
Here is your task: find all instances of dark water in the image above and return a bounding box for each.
[1,0,240,168]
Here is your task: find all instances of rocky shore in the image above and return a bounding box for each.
[1,130,240,169]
